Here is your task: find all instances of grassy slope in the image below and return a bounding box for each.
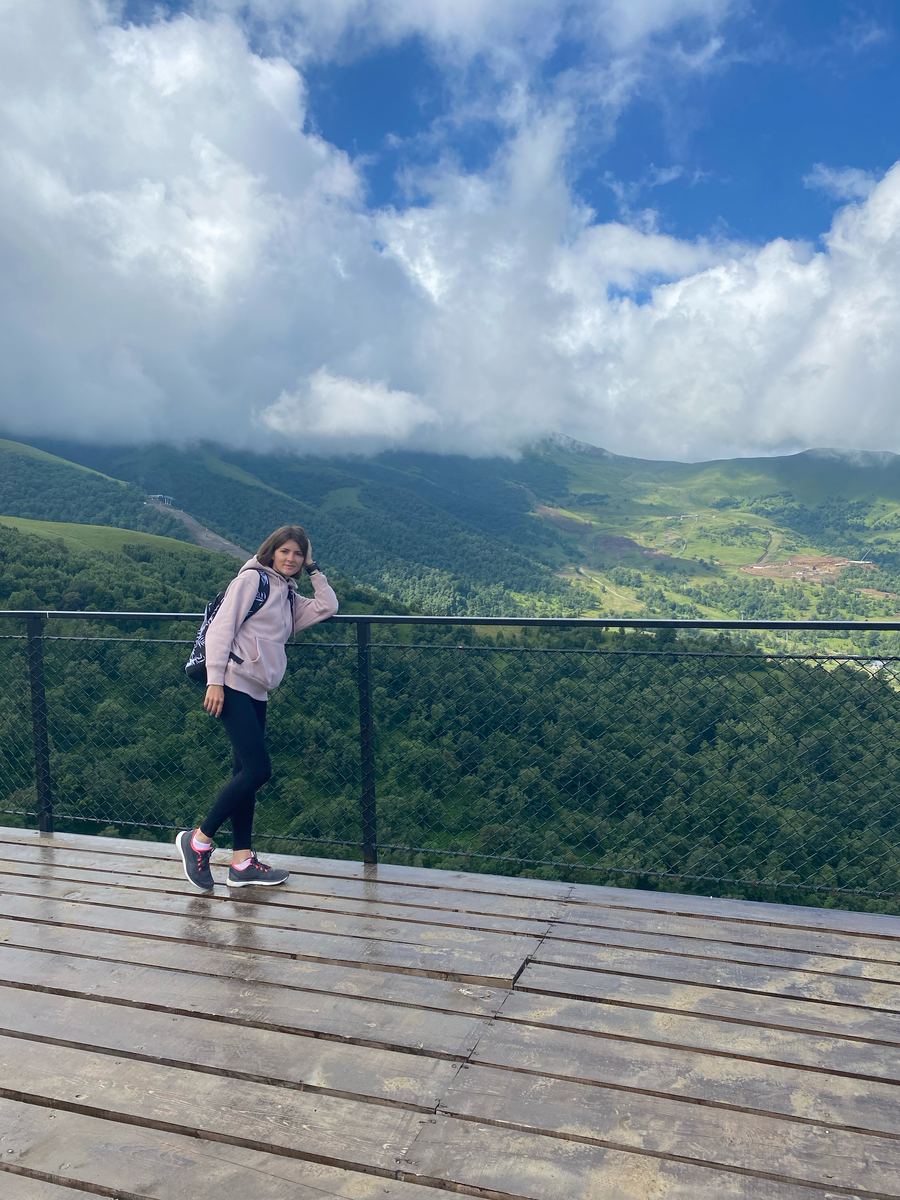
[0,515,205,557]
[530,443,900,638]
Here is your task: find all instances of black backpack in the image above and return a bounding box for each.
[185,568,277,684]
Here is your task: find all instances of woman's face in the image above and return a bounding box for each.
[272,539,304,577]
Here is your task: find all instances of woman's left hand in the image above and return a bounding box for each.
[304,540,315,568]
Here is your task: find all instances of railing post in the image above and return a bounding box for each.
[356,620,377,864]
[26,615,53,834]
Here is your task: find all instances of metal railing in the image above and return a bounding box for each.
[2,610,899,910]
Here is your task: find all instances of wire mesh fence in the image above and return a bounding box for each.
[2,611,899,910]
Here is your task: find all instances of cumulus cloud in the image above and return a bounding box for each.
[2,0,899,461]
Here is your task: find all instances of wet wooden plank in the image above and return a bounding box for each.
[0,915,506,1017]
[0,947,487,1058]
[437,1063,900,1196]
[564,879,900,939]
[0,984,460,1108]
[536,938,900,1011]
[547,915,900,980]
[470,1015,900,1135]
[0,830,572,900]
[0,857,555,937]
[0,841,567,921]
[403,1118,860,1200]
[0,1035,426,1176]
[0,888,532,987]
[517,962,900,1044]
[498,989,900,1081]
[1,1098,454,1200]
[0,871,543,956]
[552,900,900,964]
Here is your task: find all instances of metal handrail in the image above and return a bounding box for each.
[2,609,900,631]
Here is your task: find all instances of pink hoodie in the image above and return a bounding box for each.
[204,556,339,701]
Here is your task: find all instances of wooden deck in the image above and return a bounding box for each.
[0,829,898,1200]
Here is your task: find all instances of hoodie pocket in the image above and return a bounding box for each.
[239,638,287,690]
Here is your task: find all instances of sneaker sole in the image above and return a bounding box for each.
[176,831,214,891]
[226,875,289,888]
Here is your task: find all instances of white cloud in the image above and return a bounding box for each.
[261,367,439,442]
[804,163,878,202]
[2,0,900,463]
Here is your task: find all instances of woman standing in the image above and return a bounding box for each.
[177,525,338,890]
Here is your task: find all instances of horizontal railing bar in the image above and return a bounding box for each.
[2,609,900,631]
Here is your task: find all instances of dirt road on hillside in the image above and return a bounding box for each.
[145,499,248,560]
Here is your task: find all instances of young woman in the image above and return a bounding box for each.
[177,525,338,890]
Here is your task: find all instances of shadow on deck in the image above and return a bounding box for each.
[0,828,898,1199]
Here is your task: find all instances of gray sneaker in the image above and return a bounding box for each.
[176,829,215,891]
[227,853,289,888]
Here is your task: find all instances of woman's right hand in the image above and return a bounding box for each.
[204,685,225,718]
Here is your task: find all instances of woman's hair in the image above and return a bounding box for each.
[256,525,309,577]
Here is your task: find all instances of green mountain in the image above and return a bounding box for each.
[9,433,900,629]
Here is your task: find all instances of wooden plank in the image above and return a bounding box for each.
[0,1040,865,1200]
[564,878,900,939]
[552,900,900,964]
[469,1016,900,1136]
[518,962,900,1045]
[0,888,532,987]
[0,841,567,921]
[1,1098,455,1200]
[403,1119,860,1200]
[0,915,506,1017]
[542,920,900,983]
[2,828,896,935]
[0,984,460,1109]
[0,871,542,960]
[498,990,900,1081]
[0,857,556,937]
[437,1063,900,1196]
[0,946,487,1059]
[0,829,572,900]
[535,938,900,1011]
[0,1035,426,1177]
[0,1173,90,1200]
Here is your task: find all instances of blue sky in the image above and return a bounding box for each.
[3,1,900,459]
[304,0,899,243]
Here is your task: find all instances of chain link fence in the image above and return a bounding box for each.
[2,612,899,911]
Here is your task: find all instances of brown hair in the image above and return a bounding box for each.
[256,525,309,577]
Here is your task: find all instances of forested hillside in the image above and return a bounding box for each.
[0,522,407,615]
[0,441,190,542]
[11,433,900,628]
[23,439,588,616]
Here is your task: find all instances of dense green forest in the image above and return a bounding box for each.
[0,523,407,615]
[1,603,896,913]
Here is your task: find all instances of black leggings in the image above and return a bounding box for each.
[199,686,270,851]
